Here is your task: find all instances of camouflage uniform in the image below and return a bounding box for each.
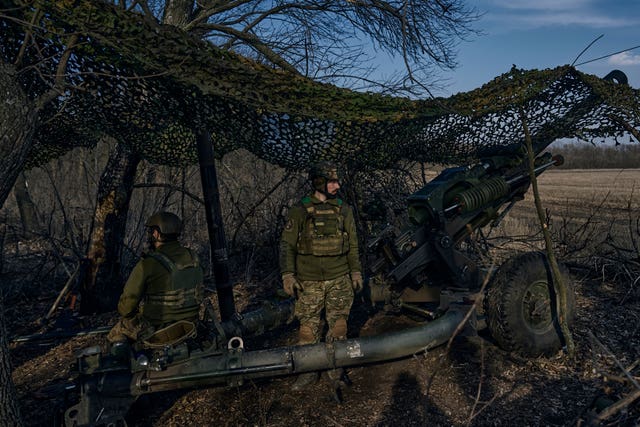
[280,194,361,344]
[108,240,204,343]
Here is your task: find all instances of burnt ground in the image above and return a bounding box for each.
[5,253,640,427]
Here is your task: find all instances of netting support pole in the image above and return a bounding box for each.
[196,131,236,321]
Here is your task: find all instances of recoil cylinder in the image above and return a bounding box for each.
[451,176,510,213]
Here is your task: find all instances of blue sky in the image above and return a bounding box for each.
[434,0,640,96]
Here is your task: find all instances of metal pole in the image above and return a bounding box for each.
[196,131,236,321]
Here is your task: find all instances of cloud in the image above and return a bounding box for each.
[484,0,638,29]
[609,52,640,65]
[489,0,594,12]
[497,12,634,28]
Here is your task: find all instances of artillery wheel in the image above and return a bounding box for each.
[484,251,575,357]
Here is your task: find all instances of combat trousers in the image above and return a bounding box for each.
[294,273,354,344]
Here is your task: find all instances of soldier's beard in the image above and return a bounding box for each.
[324,185,339,199]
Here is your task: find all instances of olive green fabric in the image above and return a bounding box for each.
[117,241,204,327]
[280,194,361,281]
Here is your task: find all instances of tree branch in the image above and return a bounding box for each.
[35,33,79,110]
[132,183,205,204]
[192,22,299,74]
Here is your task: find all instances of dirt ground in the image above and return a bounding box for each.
[6,263,640,427]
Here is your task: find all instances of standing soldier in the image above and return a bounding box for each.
[280,161,363,392]
[107,212,204,345]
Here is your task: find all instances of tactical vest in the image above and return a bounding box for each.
[143,250,204,319]
[296,197,350,256]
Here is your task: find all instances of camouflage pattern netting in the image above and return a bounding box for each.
[2,1,639,171]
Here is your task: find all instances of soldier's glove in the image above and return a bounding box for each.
[282,273,303,297]
[351,272,363,293]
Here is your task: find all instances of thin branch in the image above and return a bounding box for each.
[520,107,575,356]
[14,7,42,67]
[588,389,640,425]
[36,33,79,110]
[230,172,292,248]
[192,22,299,74]
[608,114,640,142]
[588,330,640,391]
[132,183,205,204]
[188,0,254,31]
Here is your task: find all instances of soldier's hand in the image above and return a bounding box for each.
[282,273,303,297]
[351,271,363,293]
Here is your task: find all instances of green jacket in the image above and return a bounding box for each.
[117,241,204,326]
[280,194,361,281]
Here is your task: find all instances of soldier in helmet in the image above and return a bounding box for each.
[280,161,363,392]
[107,212,204,344]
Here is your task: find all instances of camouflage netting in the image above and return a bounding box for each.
[2,1,639,171]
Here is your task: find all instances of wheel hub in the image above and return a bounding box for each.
[522,280,553,331]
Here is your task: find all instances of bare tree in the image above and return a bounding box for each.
[140,0,480,95]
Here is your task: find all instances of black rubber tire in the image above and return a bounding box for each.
[484,251,576,357]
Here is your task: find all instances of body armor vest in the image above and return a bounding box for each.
[144,251,204,318]
[296,197,349,256]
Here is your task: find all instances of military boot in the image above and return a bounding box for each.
[291,372,319,391]
[326,368,351,403]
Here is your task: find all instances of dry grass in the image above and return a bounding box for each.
[483,169,640,261]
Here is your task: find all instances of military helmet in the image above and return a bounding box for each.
[309,161,340,193]
[145,212,183,237]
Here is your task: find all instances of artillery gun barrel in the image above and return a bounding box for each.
[504,156,562,185]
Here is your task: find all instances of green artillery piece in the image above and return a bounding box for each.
[62,144,575,427]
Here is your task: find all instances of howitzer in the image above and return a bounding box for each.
[367,143,575,355]
[63,144,575,427]
[368,144,564,292]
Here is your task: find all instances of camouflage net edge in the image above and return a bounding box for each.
[1,1,638,171]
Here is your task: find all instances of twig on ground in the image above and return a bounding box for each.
[588,331,640,391]
[587,388,640,426]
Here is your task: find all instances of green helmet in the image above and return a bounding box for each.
[309,161,340,193]
[145,212,183,239]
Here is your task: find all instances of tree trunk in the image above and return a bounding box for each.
[13,172,43,237]
[81,143,140,314]
[80,0,196,314]
[0,63,37,211]
[0,296,23,426]
[0,62,34,426]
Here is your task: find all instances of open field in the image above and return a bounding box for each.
[512,168,640,224]
[478,168,640,261]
